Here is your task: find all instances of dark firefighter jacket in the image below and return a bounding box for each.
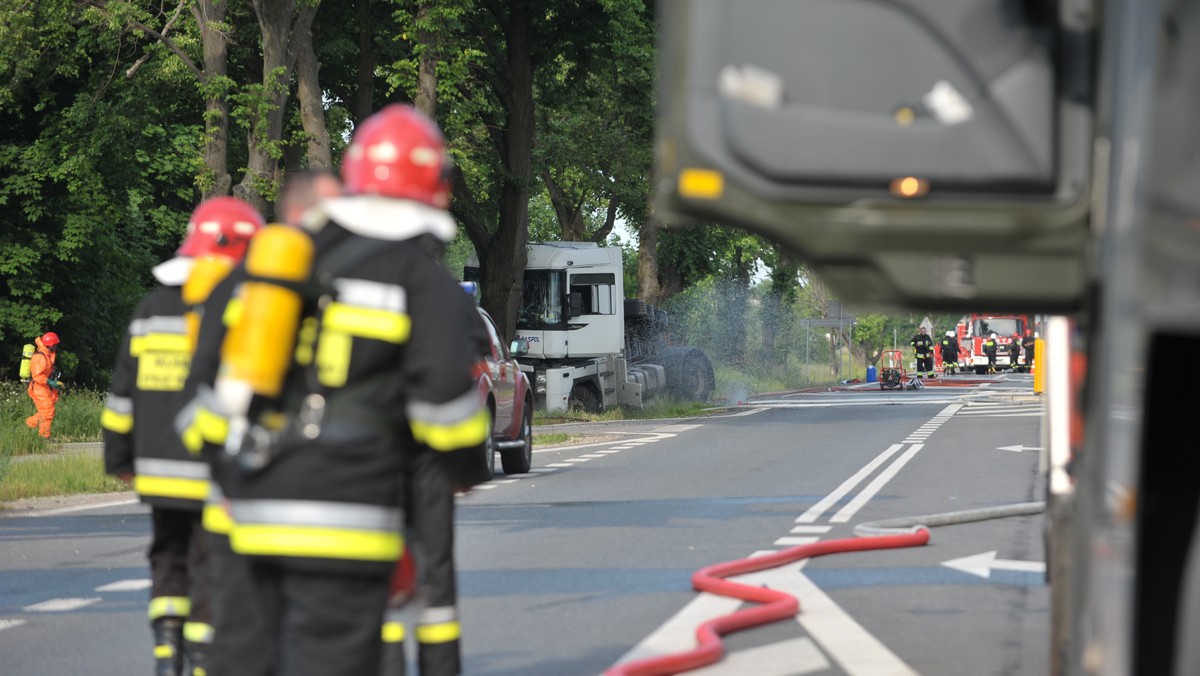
[910,332,935,358]
[103,258,208,512]
[180,218,488,576]
[939,336,959,362]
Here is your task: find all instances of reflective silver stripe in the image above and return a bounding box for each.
[134,458,211,480]
[230,499,401,532]
[333,278,406,312]
[384,608,407,623]
[130,315,188,336]
[419,606,458,625]
[406,390,480,426]
[104,394,134,414]
[207,482,225,505]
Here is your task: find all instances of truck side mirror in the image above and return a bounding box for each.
[510,339,529,357]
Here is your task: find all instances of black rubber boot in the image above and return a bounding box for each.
[184,640,209,676]
[152,618,185,676]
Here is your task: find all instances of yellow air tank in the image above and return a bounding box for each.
[182,256,236,352]
[220,225,315,399]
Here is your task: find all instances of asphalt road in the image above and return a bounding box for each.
[0,376,1046,675]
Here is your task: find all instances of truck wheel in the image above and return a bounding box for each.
[569,383,601,413]
[624,299,649,319]
[676,353,713,402]
[502,401,534,475]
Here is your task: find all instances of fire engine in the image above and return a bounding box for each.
[955,314,1032,374]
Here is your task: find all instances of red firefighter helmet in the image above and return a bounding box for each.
[341,104,451,208]
[41,332,60,347]
[1025,329,1033,337]
[177,197,265,262]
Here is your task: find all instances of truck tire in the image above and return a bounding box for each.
[501,400,534,475]
[569,383,601,413]
[624,299,649,319]
[662,346,714,403]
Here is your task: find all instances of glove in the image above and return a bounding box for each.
[47,379,60,390]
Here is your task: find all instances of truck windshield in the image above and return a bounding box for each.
[518,270,566,329]
[974,318,1023,336]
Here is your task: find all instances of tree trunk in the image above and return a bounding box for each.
[235,0,318,213]
[295,18,331,169]
[637,214,660,303]
[414,3,438,117]
[195,0,231,198]
[479,0,535,340]
[355,0,376,123]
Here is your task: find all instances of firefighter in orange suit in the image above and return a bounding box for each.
[25,332,61,438]
[102,196,264,676]
[191,104,489,676]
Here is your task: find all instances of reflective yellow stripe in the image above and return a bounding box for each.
[323,303,410,343]
[134,475,210,502]
[148,596,191,620]
[295,316,318,366]
[416,620,461,644]
[182,424,203,455]
[410,409,489,452]
[316,330,353,388]
[101,408,134,434]
[154,644,176,659]
[223,297,244,327]
[183,622,214,644]
[143,333,191,353]
[196,407,229,444]
[203,502,234,535]
[130,336,146,357]
[381,621,406,643]
[230,524,402,562]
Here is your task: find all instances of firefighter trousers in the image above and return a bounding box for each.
[236,561,391,676]
[206,530,274,676]
[148,507,209,626]
[381,450,462,675]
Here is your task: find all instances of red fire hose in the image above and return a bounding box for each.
[605,529,931,676]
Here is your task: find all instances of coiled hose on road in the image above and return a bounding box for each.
[605,501,1046,676]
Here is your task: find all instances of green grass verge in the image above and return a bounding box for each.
[0,454,128,502]
[1,381,104,455]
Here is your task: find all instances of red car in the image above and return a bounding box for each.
[472,305,535,475]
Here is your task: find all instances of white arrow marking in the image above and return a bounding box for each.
[942,551,1046,579]
[997,444,1044,453]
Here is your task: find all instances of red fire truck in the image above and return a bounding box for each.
[955,314,1031,374]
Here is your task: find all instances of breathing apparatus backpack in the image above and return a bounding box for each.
[19,343,35,382]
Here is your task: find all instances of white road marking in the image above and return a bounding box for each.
[22,497,139,517]
[96,579,151,592]
[564,458,591,463]
[688,637,830,675]
[474,484,498,490]
[652,424,703,433]
[528,468,558,473]
[787,571,920,676]
[774,536,820,547]
[790,526,831,534]
[0,619,27,632]
[831,444,925,524]
[24,598,102,612]
[546,463,574,468]
[796,444,905,524]
[579,454,607,458]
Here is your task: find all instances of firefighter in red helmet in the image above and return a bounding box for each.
[24,331,61,438]
[103,195,264,676]
[193,105,488,675]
